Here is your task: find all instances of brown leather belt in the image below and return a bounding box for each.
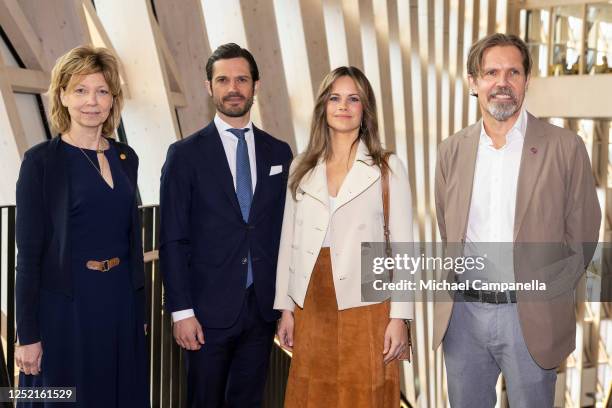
[86,257,120,272]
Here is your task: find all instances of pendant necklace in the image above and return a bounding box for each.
[65,133,108,182]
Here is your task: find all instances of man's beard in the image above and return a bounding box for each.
[485,87,520,121]
[214,91,255,118]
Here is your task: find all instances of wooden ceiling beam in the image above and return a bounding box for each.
[3,67,49,94]
[0,0,49,70]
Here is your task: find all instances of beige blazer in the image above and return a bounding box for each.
[434,113,601,369]
[274,140,414,319]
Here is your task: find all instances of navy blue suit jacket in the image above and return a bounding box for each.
[15,137,145,345]
[160,122,292,327]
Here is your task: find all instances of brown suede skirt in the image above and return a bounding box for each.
[284,248,400,408]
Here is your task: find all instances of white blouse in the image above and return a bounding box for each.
[321,195,337,248]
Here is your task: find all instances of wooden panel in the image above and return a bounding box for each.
[299,0,330,95]
[506,0,521,34]
[358,0,389,147]
[4,67,48,93]
[154,0,214,136]
[170,91,187,108]
[373,0,396,150]
[453,0,466,134]
[0,56,25,204]
[487,0,497,34]
[522,0,608,9]
[397,0,417,217]
[447,0,459,137]
[341,0,364,69]
[0,0,48,69]
[150,20,185,96]
[240,0,296,148]
[387,0,408,163]
[274,0,315,153]
[19,0,90,67]
[526,75,612,118]
[464,0,478,126]
[322,0,350,69]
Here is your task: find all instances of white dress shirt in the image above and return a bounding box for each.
[463,108,527,284]
[172,114,258,323]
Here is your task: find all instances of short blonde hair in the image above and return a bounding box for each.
[48,46,123,136]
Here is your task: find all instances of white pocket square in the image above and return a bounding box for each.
[269,165,283,176]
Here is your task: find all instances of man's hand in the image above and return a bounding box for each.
[15,342,42,375]
[277,310,294,352]
[173,316,205,350]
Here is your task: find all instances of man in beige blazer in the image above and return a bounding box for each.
[434,33,600,407]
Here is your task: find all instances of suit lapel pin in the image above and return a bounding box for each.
[120,153,127,160]
[530,147,537,154]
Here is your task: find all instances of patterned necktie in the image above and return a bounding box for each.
[228,128,253,287]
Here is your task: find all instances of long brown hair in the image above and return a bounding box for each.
[290,66,389,198]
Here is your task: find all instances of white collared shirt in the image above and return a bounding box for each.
[214,114,258,191]
[172,114,258,323]
[464,108,527,283]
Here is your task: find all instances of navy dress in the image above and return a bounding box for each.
[19,141,148,407]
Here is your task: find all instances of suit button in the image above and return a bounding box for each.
[307,249,314,255]
[241,257,248,264]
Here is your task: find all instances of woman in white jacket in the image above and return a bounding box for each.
[274,66,414,407]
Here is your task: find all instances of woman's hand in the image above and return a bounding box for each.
[277,310,295,352]
[15,342,43,375]
[383,318,409,364]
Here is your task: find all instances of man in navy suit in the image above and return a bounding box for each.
[160,43,293,407]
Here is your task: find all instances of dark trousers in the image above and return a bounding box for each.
[186,287,276,408]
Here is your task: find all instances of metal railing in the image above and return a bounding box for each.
[0,205,291,407]
[0,206,15,390]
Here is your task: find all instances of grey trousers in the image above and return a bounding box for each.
[443,296,557,408]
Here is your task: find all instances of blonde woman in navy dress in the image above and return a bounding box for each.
[14,46,148,407]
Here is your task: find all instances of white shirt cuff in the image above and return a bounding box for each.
[172,308,195,322]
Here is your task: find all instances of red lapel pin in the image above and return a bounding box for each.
[530,147,537,154]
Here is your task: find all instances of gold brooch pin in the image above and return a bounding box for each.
[120,153,127,160]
